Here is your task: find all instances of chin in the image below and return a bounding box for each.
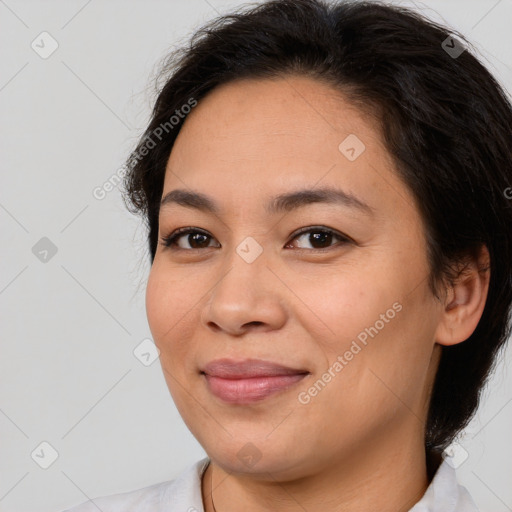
[204,439,311,480]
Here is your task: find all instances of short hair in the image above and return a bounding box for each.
[122,0,512,455]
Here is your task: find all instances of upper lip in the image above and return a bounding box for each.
[202,358,309,379]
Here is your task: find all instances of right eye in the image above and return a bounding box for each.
[159,227,220,250]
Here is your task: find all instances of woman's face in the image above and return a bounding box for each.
[146,75,444,478]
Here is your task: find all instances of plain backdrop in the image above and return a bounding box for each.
[0,1,511,511]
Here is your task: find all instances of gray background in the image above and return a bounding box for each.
[0,1,511,511]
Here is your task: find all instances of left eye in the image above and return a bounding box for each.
[285,227,351,250]
[159,226,351,251]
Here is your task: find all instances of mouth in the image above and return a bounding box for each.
[201,358,310,404]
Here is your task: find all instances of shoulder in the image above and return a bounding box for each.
[61,479,173,512]
[60,457,210,512]
[409,456,480,512]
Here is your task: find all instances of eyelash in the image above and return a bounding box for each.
[159,226,353,252]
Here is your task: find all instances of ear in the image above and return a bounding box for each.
[434,245,491,347]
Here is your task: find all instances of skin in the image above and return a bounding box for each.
[145,75,490,512]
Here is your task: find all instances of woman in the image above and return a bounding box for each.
[63,0,512,510]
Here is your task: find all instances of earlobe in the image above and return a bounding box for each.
[435,245,491,347]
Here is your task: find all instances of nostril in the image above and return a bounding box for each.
[245,321,264,328]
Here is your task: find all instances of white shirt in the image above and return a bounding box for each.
[62,456,479,512]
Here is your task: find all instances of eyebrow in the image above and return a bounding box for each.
[160,187,375,217]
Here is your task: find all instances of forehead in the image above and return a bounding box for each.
[170,74,382,159]
[162,75,412,218]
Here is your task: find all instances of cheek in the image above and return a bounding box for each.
[145,264,193,340]
[145,267,168,341]
[292,268,381,345]
[145,264,204,375]
[309,287,436,432]
[298,262,432,385]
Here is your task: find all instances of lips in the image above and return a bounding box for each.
[201,358,310,404]
[202,358,308,379]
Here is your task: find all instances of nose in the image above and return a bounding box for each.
[200,248,288,336]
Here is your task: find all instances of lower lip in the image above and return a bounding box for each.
[203,373,308,404]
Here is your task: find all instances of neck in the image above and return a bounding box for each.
[201,432,432,512]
